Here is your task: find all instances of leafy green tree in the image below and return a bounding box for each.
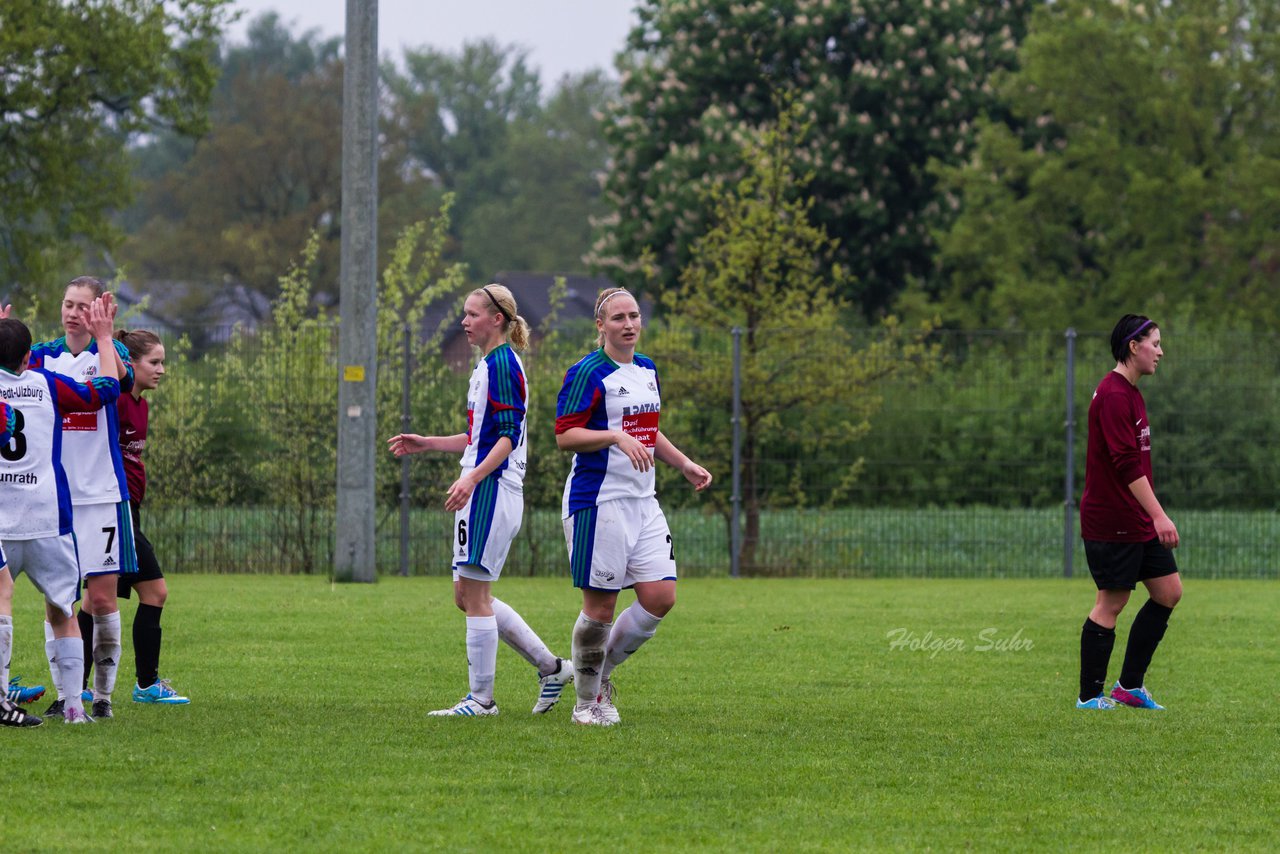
[649,101,937,572]
[119,15,348,318]
[385,41,613,278]
[918,0,1280,331]
[591,0,1032,318]
[0,0,232,302]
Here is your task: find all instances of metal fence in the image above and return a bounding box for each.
[127,323,1280,579]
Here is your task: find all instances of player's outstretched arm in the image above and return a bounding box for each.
[655,431,712,491]
[387,432,468,457]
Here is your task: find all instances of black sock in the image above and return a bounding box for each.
[1079,618,1116,702]
[1119,600,1174,689]
[133,604,163,690]
[77,609,94,690]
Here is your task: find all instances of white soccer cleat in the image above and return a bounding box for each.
[532,658,574,714]
[571,701,615,727]
[596,678,621,725]
[427,694,498,717]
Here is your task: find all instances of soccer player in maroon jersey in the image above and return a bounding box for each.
[113,329,189,705]
[1076,315,1182,710]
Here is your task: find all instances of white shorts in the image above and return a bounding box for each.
[4,534,82,618]
[74,501,138,577]
[452,479,522,582]
[563,495,677,591]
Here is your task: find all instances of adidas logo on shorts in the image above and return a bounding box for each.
[102,556,116,567]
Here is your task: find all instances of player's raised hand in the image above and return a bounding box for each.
[100,291,118,322]
[87,296,114,339]
[387,433,431,456]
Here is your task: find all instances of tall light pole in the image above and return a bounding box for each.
[335,0,378,582]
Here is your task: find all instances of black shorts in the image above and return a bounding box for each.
[118,501,163,598]
[1084,538,1177,591]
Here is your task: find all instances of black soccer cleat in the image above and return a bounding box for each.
[1,698,44,728]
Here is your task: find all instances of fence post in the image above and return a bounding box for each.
[730,327,743,578]
[399,322,412,577]
[1064,327,1077,578]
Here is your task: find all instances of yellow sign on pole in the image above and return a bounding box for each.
[343,365,366,382]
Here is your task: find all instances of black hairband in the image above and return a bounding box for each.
[481,286,512,323]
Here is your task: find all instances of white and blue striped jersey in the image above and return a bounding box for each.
[461,344,527,492]
[29,337,133,505]
[0,367,121,539]
[555,349,662,517]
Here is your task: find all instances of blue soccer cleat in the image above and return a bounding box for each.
[1076,694,1118,710]
[132,678,190,705]
[1111,682,1165,710]
[6,676,46,705]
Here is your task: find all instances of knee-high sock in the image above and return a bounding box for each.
[491,598,558,675]
[45,621,63,700]
[602,602,663,681]
[1119,600,1174,689]
[0,615,12,687]
[92,612,122,700]
[53,637,86,715]
[1079,617,1116,703]
[465,615,498,704]
[572,612,611,705]
[77,608,94,689]
[133,604,163,690]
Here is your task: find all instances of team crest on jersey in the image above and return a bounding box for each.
[647,381,656,392]
[83,364,98,377]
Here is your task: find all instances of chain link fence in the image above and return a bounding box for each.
[120,323,1280,579]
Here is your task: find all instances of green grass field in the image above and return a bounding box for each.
[5,577,1277,851]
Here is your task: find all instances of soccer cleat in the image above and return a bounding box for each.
[81,689,93,703]
[133,679,190,705]
[1,697,44,728]
[1076,694,1118,710]
[1111,682,1165,710]
[7,676,46,705]
[92,699,113,719]
[63,706,95,724]
[44,698,66,718]
[596,678,621,725]
[532,658,574,714]
[571,701,615,727]
[427,694,498,717]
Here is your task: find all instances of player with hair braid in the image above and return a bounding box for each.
[389,284,573,717]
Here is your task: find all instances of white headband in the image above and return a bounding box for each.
[596,289,633,316]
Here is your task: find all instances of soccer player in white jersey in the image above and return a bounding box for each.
[1,397,43,727]
[388,284,573,717]
[1,309,122,723]
[555,288,712,726]
[29,277,136,721]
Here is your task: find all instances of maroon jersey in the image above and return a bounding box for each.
[1080,371,1154,541]
[118,392,149,506]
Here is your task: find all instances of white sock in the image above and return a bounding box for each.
[491,598,558,675]
[45,620,64,700]
[465,615,498,704]
[602,602,663,681]
[0,615,12,687]
[571,612,611,705]
[53,637,85,715]
[92,612,122,700]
